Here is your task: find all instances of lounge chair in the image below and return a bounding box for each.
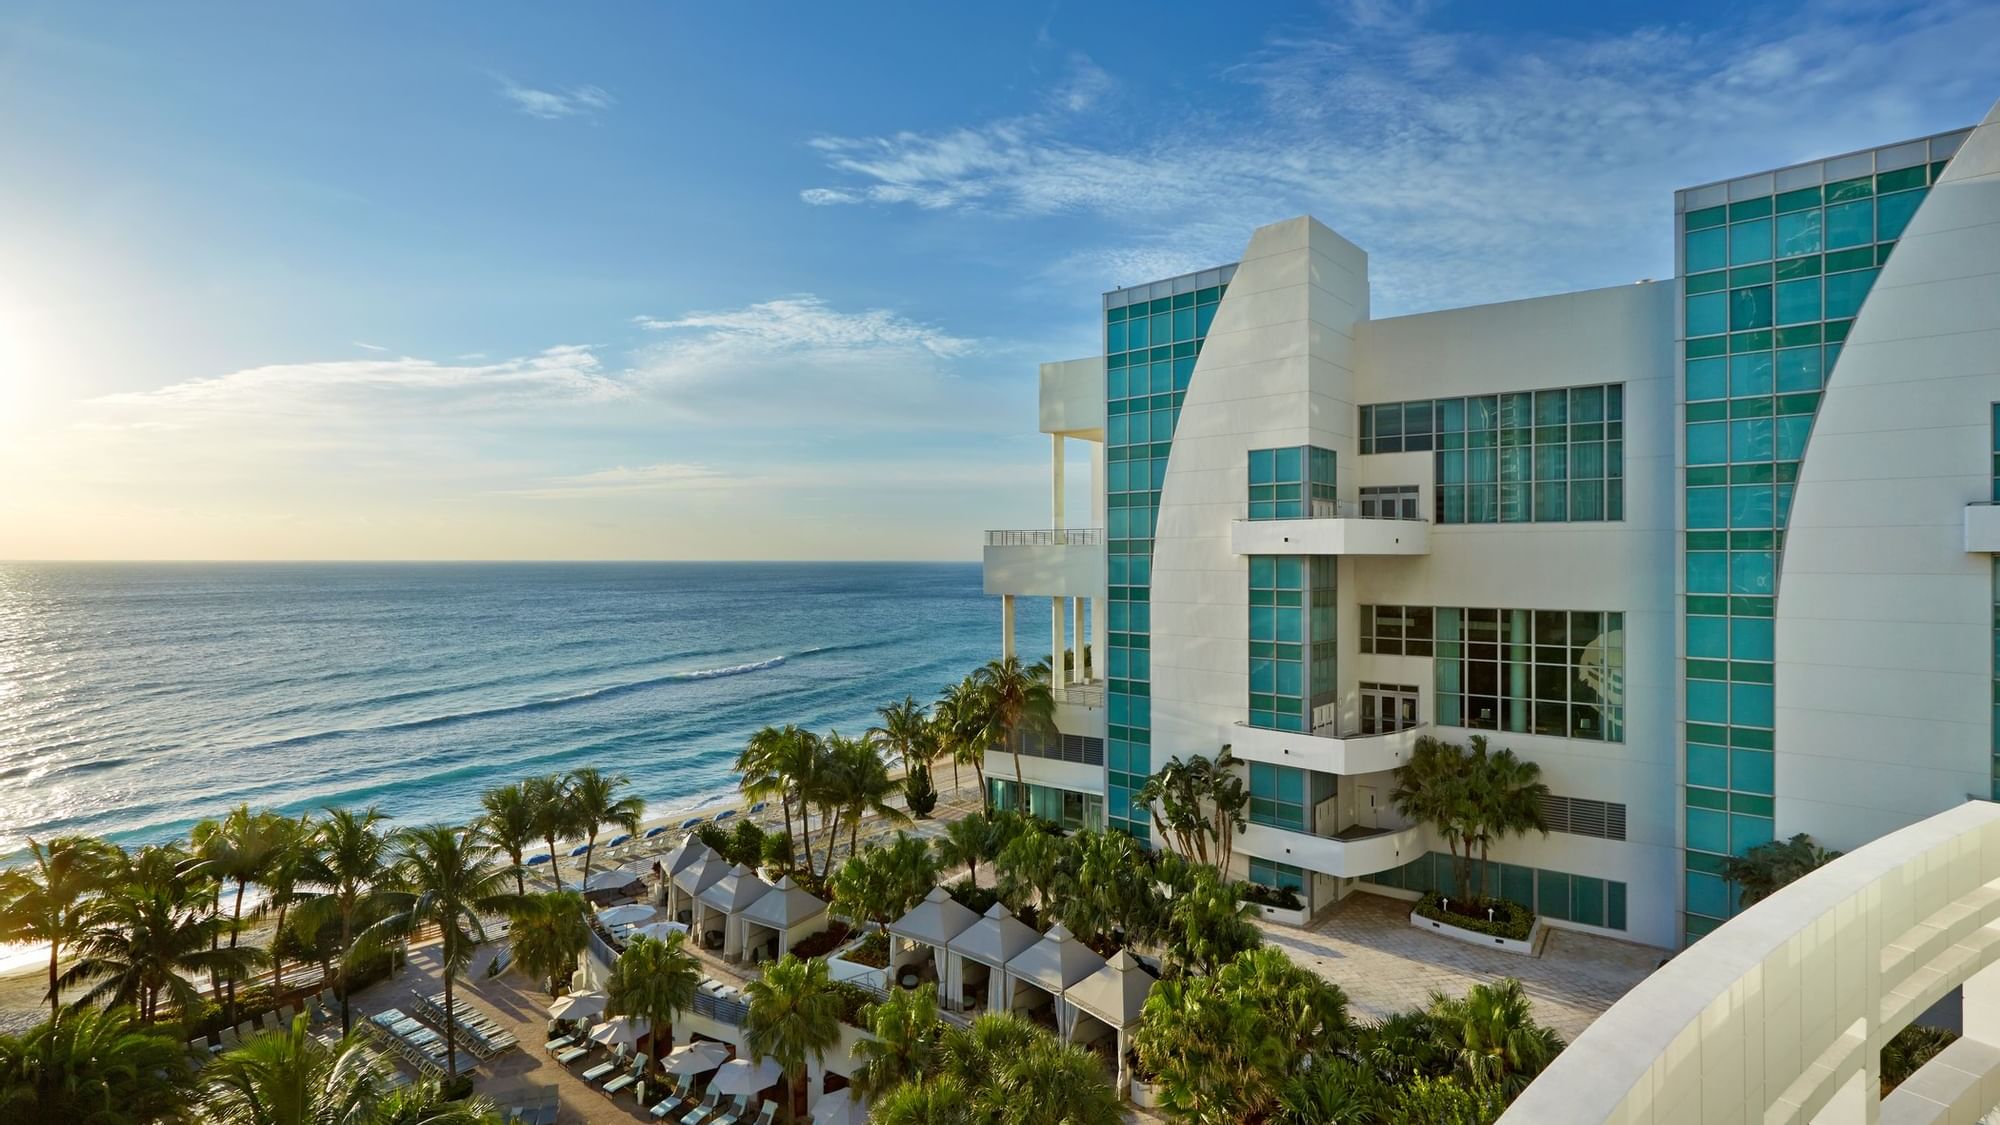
[679,1093,720,1124]
[749,1101,777,1125]
[711,1095,750,1125]
[602,1053,647,1095]
[649,1078,690,1119]
[581,1045,627,1082]
[555,1038,592,1065]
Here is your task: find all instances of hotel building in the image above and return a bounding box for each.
[981,104,2000,950]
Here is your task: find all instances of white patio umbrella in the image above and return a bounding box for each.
[585,868,644,893]
[630,920,690,943]
[712,1055,782,1096]
[662,1040,731,1075]
[809,1090,867,1125]
[588,1015,650,1050]
[598,903,660,927]
[548,990,607,1021]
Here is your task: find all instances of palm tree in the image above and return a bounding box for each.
[201,1016,386,1124]
[257,813,316,994]
[738,725,803,869]
[478,782,539,898]
[293,806,393,1036]
[1722,832,1841,908]
[0,1003,195,1124]
[497,891,590,996]
[0,834,118,1017]
[773,727,827,875]
[1274,1059,1386,1125]
[1426,977,1564,1095]
[851,982,942,1098]
[1473,745,1549,897]
[873,697,940,820]
[935,677,989,807]
[993,829,1067,917]
[564,767,645,884]
[934,812,999,891]
[351,824,527,1080]
[522,773,575,890]
[938,1012,1039,1090]
[868,1075,976,1125]
[743,954,842,1122]
[1391,736,1477,901]
[972,656,1058,795]
[991,1036,1124,1125]
[603,931,701,1071]
[819,733,908,873]
[831,832,938,937]
[1163,872,1261,977]
[63,845,263,1022]
[207,805,287,1020]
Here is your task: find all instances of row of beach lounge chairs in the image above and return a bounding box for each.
[543,1022,776,1124]
[190,987,344,1057]
[366,1007,479,1076]
[526,802,772,870]
[649,1079,777,1125]
[412,990,519,1058]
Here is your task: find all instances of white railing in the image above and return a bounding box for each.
[985,528,1105,547]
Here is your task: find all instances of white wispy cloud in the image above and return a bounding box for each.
[499,462,737,500]
[499,80,614,120]
[352,340,388,352]
[634,295,971,358]
[797,0,1998,311]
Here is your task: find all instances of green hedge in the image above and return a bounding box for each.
[1413,891,1534,941]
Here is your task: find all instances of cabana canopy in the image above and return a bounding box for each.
[698,863,773,914]
[660,836,712,879]
[947,902,1039,968]
[740,874,826,929]
[672,853,731,898]
[888,886,979,948]
[1064,949,1156,1029]
[1005,923,1105,993]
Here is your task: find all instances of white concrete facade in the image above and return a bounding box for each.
[976,99,2000,957]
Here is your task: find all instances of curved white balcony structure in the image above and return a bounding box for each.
[1230,721,1425,776]
[1236,821,1428,880]
[1229,513,1429,556]
[1500,800,2000,1125]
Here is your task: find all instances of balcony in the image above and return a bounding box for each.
[1051,679,1104,709]
[1230,504,1429,556]
[1966,503,2000,552]
[983,528,1105,598]
[1237,821,1429,880]
[1230,721,1426,776]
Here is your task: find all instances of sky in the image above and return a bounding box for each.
[0,1,1994,561]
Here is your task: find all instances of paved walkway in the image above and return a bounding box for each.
[1260,892,1665,1042]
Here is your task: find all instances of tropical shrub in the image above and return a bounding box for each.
[1414,891,1535,941]
[1882,1023,1958,1095]
[788,920,852,960]
[1239,881,1303,910]
[843,930,890,968]
[1722,833,1841,907]
[903,762,939,818]
[945,878,999,916]
[0,1004,195,1123]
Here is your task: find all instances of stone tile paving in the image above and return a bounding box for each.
[1260,892,1667,1042]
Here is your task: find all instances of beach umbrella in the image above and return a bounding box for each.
[588,1016,650,1050]
[608,833,632,847]
[585,868,644,893]
[548,990,607,1022]
[569,843,592,857]
[712,1055,781,1096]
[630,920,690,943]
[622,856,659,874]
[662,1040,731,1075]
[678,816,704,830]
[714,809,737,823]
[645,825,671,839]
[526,854,551,866]
[598,903,658,927]
[809,1091,867,1125]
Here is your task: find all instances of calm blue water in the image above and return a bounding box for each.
[0,563,992,859]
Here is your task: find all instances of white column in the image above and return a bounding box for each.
[1051,433,1065,530]
[1071,597,1085,684]
[1001,595,1015,661]
[1052,597,1065,684]
[1091,598,1106,683]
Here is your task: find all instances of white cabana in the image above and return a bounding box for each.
[736,874,828,964]
[588,1015,650,1051]
[943,902,1039,1013]
[712,1055,783,1096]
[886,887,979,991]
[598,902,659,928]
[548,990,607,1022]
[662,1039,731,1075]
[808,1090,867,1125]
[1003,923,1104,1033]
[669,853,731,925]
[1060,949,1158,1092]
[696,863,773,958]
[660,835,711,878]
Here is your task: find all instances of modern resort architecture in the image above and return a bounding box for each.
[981,101,2000,953]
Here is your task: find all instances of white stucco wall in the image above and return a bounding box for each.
[1774,100,2000,852]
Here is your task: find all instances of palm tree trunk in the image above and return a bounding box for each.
[443,964,459,1079]
[272,902,289,991]
[339,910,354,1036]
[779,794,796,871]
[514,856,526,898]
[227,878,247,1019]
[46,941,59,1019]
[545,834,564,890]
[973,762,987,811]
[583,829,599,883]
[795,784,814,876]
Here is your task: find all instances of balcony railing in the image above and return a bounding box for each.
[1300,499,1428,521]
[1052,681,1105,708]
[985,528,1105,547]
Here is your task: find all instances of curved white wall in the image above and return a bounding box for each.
[1775,101,2000,851]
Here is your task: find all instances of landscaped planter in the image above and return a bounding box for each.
[1130,1077,1163,1109]
[1254,903,1309,926]
[1410,909,1545,956]
[825,934,890,991]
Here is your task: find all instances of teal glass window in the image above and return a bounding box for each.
[1687,423,1728,465]
[1687,680,1728,724]
[1402,605,1622,741]
[1686,868,1729,916]
[1775,278,1821,325]
[1246,857,1305,893]
[1687,487,1726,529]
[1687,552,1727,593]
[1776,347,1823,391]
[1687,293,1726,337]
[1731,617,1774,661]
[1686,810,1729,857]
[1730,353,1773,397]
[1729,287,1773,331]
[1775,209,1821,258]
[1730,552,1773,595]
[1731,749,1774,795]
[1247,445,1335,520]
[1688,743,1729,788]
[1686,227,1726,273]
[1824,269,1877,320]
[1729,219,1772,265]
[1687,615,1728,658]
[1825,200,1874,249]
[1688,357,1727,400]
[1877,188,1925,241]
[1248,763,1307,831]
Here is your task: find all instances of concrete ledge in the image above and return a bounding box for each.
[1230,516,1429,556]
[1253,903,1310,926]
[1880,1037,2000,1125]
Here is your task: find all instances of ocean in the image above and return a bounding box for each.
[0,562,995,862]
